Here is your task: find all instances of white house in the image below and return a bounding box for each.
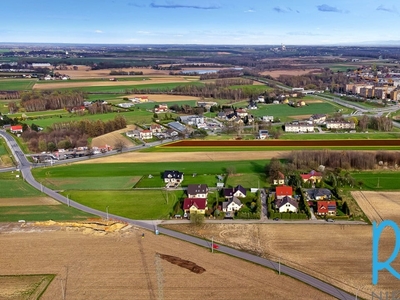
[284,122,314,133]
[262,116,274,122]
[275,196,298,213]
[259,130,269,140]
[222,197,243,212]
[139,130,153,140]
[187,184,209,198]
[326,121,356,130]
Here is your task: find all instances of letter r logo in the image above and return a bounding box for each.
[372,220,400,285]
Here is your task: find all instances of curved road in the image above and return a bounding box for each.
[0,130,355,300]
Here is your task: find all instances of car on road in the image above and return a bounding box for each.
[212,244,219,249]
[326,218,334,222]
[273,217,280,221]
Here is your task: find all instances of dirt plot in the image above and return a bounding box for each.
[0,225,333,300]
[60,66,172,78]
[352,191,400,223]
[77,150,290,164]
[33,76,193,90]
[165,139,400,147]
[260,69,321,78]
[91,125,136,149]
[165,223,399,299]
[0,197,60,206]
[121,94,201,102]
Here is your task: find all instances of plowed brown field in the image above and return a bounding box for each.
[0,225,333,300]
[164,140,400,147]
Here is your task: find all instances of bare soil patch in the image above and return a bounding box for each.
[60,66,171,78]
[0,225,333,300]
[260,69,321,78]
[121,94,201,102]
[164,222,399,299]
[91,125,136,149]
[77,151,291,164]
[0,197,60,206]
[158,253,206,274]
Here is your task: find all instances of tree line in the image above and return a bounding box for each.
[19,90,86,112]
[21,115,127,152]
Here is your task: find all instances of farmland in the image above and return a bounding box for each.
[351,171,400,190]
[0,79,36,90]
[0,225,333,300]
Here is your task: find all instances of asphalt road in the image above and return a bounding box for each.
[0,130,356,300]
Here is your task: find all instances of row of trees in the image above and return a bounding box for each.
[357,115,393,132]
[20,90,86,112]
[22,115,127,152]
[288,150,400,170]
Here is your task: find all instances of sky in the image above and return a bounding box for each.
[2,0,400,45]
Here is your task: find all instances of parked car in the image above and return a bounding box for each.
[273,217,280,221]
[326,218,334,223]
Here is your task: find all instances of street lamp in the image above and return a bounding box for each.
[211,236,214,253]
[106,206,109,221]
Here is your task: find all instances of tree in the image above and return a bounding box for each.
[226,166,236,175]
[190,213,204,226]
[114,140,127,152]
[266,157,282,180]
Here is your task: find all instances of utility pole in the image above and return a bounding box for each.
[211,236,214,253]
[106,206,109,221]
[67,195,70,207]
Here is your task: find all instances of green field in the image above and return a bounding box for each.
[42,176,141,190]
[351,171,400,190]
[229,84,272,93]
[0,177,43,198]
[0,79,36,90]
[33,161,266,180]
[0,205,94,222]
[34,77,151,84]
[54,81,204,93]
[61,189,183,219]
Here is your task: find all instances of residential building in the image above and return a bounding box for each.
[10,125,23,133]
[316,201,337,216]
[187,184,209,198]
[275,185,293,200]
[222,197,243,212]
[300,170,323,183]
[309,114,326,125]
[304,188,332,201]
[326,121,356,130]
[183,198,207,215]
[233,185,246,198]
[163,170,184,187]
[258,130,269,140]
[284,122,314,133]
[154,104,168,113]
[139,130,153,140]
[167,121,186,133]
[150,124,162,133]
[179,115,206,128]
[273,171,285,185]
[262,116,274,122]
[126,130,140,138]
[275,196,298,213]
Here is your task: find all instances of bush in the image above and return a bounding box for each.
[190,213,205,226]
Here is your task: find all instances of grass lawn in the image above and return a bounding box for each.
[351,171,400,190]
[42,176,141,190]
[0,205,94,222]
[34,77,151,84]
[62,189,184,219]
[229,85,272,93]
[225,173,266,188]
[22,109,154,128]
[251,102,343,120]
[0,178,43,198]
[0,99,19,114]
[33,161,266,179]
[135,174,218,188]
[0,79,36,90]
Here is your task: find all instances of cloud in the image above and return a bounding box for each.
[317,4,342,13]
[376,5,398,14]
[150,2,221,9]
[244,9,255,13]
[273,7,293,13]
[95,30,103,34]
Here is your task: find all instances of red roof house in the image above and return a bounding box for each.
[10,125,23,133]
[183,198,207,215]
[275,185,293,199]
[317,201,336,216]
